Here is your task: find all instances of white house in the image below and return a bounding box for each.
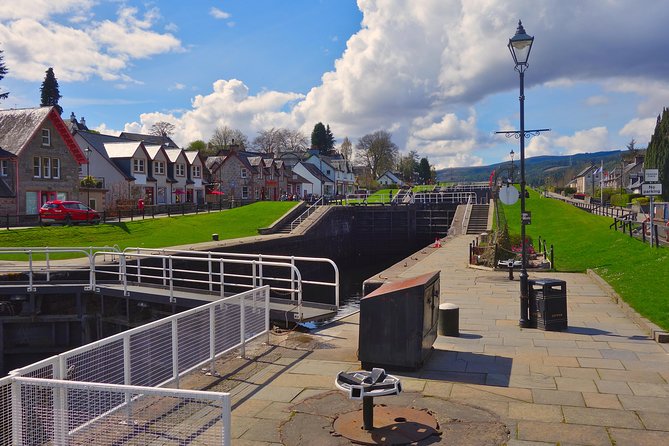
[377,171,405,187]
[292,161,333,198]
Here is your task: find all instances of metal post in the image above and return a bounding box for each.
[362,396,374,430]
[649,196,654,248]
[518,68,530,328]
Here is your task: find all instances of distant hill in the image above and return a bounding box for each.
[436,150,624,186]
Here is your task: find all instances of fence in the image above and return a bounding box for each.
[4,286,270,445]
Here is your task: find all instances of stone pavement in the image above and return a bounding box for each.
[200,234,669,445]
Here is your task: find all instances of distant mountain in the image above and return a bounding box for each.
[436,150,624,186]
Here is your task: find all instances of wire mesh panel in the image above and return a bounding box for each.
[15,378,229,446]
[243,289,268,342]
[0,377,12,446]
[129,321,173,387]
[214,300,242,354]
[65,339,125,384]
[177,311,211,373]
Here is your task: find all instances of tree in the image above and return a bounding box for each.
[418,157,432,184]
[186,140,207,152]
[149,121,175,137]
[339,137,353,162]
[208,126,248,153]
[311,122,335,155]
[0,49,8,101]
[40,67,62,115]
[397,150,419,182]
[253,128,307,154]
[645,107,669,201]
[623,139,639,163]
[355,130,399,180]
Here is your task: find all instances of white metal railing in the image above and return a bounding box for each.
[122,247,340,308]
[290,196,324,231]
[11,376,231,445]
[412,191,477,204]
[462,193,475,234]
[0,247,121,291]
[6,286,269,445]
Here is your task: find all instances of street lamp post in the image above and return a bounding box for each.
[84,146,92,220]
[509,149,515,184]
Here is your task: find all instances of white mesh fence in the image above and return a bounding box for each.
[13,377,230,446]
[5,287,269,445]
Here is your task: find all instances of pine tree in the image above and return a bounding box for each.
[0,49,9,101]
[311,122,328,155]
[645,107,669,201]
[40,67,62,115]
[325,124,335,153]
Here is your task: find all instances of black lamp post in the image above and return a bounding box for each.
[509,149,515,184]
[84,146,92,220]
[509,20,534,328]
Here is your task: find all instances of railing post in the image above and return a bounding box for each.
[291,256,296,301]
[240,294,246,359]
[209,306,216,372]
[168,256,175,304]
[54,357,68,445]
[220,259,225,299]
[265,287,271,345]
[641,222,646,242]
[550,244,554,270]
[172,319,180,387]
[208,252,213,292]
[258,255,263,289]
[11,379,22,446]
[221,394,231,446]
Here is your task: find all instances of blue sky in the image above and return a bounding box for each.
[1,1,669,168]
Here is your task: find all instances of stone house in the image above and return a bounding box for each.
[0,107,87,215]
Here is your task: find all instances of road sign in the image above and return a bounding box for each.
[521,211,531,225]
[642,183,663,196]
[645,169,659,182]
[499,185,519,205]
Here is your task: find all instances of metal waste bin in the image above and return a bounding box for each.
[358,271,440,371]
[529,279,567,331]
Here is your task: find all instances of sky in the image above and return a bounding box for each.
[1,0,669,169]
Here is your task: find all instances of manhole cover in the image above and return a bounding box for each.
[333,405,440,445]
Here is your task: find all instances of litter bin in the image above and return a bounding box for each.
[529,279,567,331]
[358,271,440,371]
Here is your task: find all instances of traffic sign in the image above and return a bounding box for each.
[499,185,519,205]
[642,183,663,196]
[645,169,659,182]
[521,211,531,225]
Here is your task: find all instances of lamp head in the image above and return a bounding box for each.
[508,20,534,70]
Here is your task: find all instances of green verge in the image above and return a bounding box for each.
[501,189,669,331]
[0,202,298,260]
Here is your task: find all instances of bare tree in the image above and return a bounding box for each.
[339,137,353,162]
[253,128,308,155]
[149,121,175,137]
[209,126,248,152]
[355,130,399,179]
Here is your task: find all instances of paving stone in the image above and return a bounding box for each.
[627,381,669,397]
[599,348,639,361]
[253,385,304,402]
[509,374,557,390]
[576,357,625,369]
[619,394,669,413]
[506,440,555,446]
[608,427,669,446]
[507,402,563,422]
[423,380,453,398]
[271,372,335,389]
[532,389,585,407]
[637,411,669,431]
[594,379,633,395]
[598,369,666,384]
[517,420,611,446]
[558,366,600,380]
[562,406,643,428]
[254,401,293,421]
[239,418,282,443]
[555,377,598,393]
[581,392,622,409]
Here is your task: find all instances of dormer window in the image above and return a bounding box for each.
[41,129,51,146]
[241,168,248,179]
[192,165,201,178]
[133,158,145,173]
[175,163,185,177]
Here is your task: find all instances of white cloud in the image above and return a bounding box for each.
[169,83,186,91]
[554,127,609,154]
[619,118,655,146]
[210,7,231,20]
[0,4,182,83]
[585,95,609,106]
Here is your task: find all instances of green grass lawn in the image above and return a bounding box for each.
[0,202,297,259]
[501,189,669,331]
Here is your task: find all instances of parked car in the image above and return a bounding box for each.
[39,200,100,225]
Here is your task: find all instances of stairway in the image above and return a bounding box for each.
[466,204,490,234]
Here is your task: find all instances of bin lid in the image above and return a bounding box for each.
[363,271,440,299]
[531,278,566,286]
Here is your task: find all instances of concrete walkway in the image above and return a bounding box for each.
[194,234,669,445]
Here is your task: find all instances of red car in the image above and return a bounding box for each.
[39,200,100,225]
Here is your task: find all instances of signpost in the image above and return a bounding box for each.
[642,169,662,247]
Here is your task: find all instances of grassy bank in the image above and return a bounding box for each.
[501,190,669,331]
[0,202,297,258]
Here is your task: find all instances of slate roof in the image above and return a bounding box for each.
[0,147,16,159]
[76,130,137,180]
[300,162,330,182]
[120,132,179,148]
[0,107,52,154]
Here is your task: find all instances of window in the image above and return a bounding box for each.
[258,170,263,180]
[192,165,201,178]
[41,129,51,146]
[255,188,260,200]
[133,158,145,173]
[0,160,8,176]
[33,157,41,177]
[176,163,185,177]
[241,168,248,179]
[51,158,60,179]
[154,161,165,175]
[242,186,249,199]
[42,157,51,178]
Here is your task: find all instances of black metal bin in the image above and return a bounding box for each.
[529,278,567,331]
[358,271,440,371]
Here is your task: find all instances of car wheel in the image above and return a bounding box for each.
[65,216,72,226]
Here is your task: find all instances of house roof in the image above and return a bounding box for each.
[0,147,16,159]
[119,132,179,148]
[104,141,145,158]
[164,147,186,163]
[300,162,331,182]
[0,106,86,164]
[184,150,204,165]
[144,144,167,160]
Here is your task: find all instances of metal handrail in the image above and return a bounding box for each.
[290,196,324,231]
[123,247,340,308]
